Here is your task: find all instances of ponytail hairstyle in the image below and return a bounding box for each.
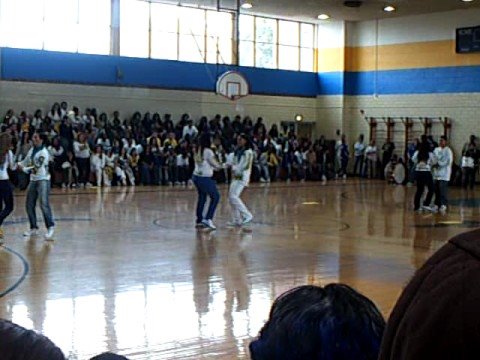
[195,134,212,164]
[417,135,430,163]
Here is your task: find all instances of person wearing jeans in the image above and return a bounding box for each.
[0,133,16,243]
[433,136,453,212]
[18,133,55,239]
[193,134,222,230]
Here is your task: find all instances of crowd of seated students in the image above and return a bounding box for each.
[3,228,479,359]
[1,103,351,190]
[4,103,477,191]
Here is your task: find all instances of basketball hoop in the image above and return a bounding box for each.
[216,71,249,101]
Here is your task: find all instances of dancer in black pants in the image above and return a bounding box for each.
[0,133,16,243]
[412,136,435,212]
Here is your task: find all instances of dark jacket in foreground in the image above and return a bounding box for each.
[379,229,480,360]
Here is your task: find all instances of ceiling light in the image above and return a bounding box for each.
[317,14,330,20]
[295,114,304,122]
[383,5,396,12]
[461,0,474,2]
[241,2,253,9]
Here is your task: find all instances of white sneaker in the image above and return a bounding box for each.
[45,227,55,240]
[242,215,253,226]
[322,175,327,182]
[440,205,447,213]
[23,229,39,237]
[202,219,217,230]
[260,178,266,183]
[342,174,347,180]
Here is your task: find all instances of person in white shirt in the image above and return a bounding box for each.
[182,120,199,140]
[353,134,366,176]
[0,133,16,242]
[17,133,55,239]
[363,140,378,179]
[432,136,453,212]
[193,134,223,230]
[91,145,110,187]
[227,134,254,227]
[73,133,91,187]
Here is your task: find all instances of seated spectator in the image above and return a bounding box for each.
[0,318,66,360]
[379,229,480,359]
[250,284,385,360]
[62,151,78,188]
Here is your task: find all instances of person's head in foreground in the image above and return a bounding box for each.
[0,319,66,360]
[249,284,386,360]
[90,353,130,360]
[379,228,480,360]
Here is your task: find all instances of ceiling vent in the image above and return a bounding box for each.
[344,1,363,7]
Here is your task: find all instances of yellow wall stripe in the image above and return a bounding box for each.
[319,40,480,73]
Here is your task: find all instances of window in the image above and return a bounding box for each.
[255,17,277,69]
[279,20,299,46]
[78,0,111,55]
[300,23,314,72]
[279,20,299,70]
[43,0,78,52]
[151,3,178,60]
[120,0,149,58]
[239,40,254,67]
[206,11,232,64]
[0,0,44,49]
[178,7,205,63]
[279,46,299,71]
[300,48,314,72]
[0,0,110,54]
[239,15,254,67]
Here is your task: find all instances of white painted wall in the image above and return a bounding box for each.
[344,93,480,158]
[0,80,317,130]
[346,8,480,47]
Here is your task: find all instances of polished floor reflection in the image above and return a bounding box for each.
[0,181,478,359]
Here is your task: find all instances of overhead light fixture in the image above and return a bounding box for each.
[383,5,396,12]
[295,114,304,122]
[241,2,253,9]
[461,0,474,2]
[317,14,330,20]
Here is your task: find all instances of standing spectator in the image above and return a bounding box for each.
[73,133,92,187]
[353,134,366,176]
[91,145,109,187]
[462,143,477,189]
[433,136,453,212]
[364,140,378,179]
[338,135,349,179]
[381,139,395,179]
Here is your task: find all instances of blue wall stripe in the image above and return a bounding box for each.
[0,48,318,97]
[2,48,480,97]
[317,72,344,95]
[319,66,480,95]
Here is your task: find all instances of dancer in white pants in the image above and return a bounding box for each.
[228,134,254,226]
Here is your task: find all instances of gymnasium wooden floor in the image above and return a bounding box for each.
[0,180,478,359]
